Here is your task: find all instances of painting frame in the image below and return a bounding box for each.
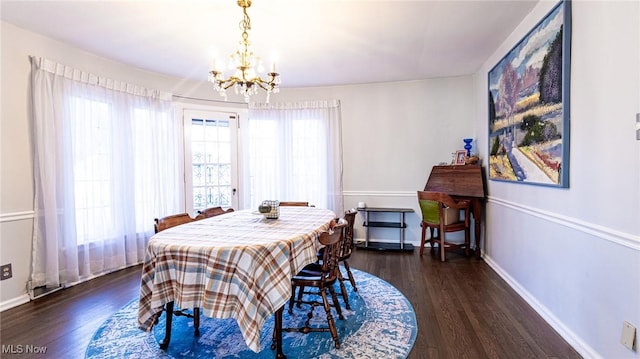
[487,0,571,188]
[454,150,467,165]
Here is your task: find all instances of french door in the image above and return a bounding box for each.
[183,109,239,213]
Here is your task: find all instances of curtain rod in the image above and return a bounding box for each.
[172,94,248,106]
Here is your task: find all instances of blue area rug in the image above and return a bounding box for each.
[85,268,416,358]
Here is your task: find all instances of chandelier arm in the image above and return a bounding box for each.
[254,80,271,92]
[248,77,277,91]
[220,77,242,90]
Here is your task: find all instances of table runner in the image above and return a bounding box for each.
[137,206,335,352]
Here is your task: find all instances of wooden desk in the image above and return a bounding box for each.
[424,165,486,257]
[137,206,336,358]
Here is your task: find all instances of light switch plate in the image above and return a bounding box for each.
[621,321,637,350]
[636,113,640,140]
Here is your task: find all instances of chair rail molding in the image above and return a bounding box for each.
[0,210,35,223]
[343,190,416,198]
[488,196,640,251]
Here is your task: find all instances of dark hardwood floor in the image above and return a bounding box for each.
[0,249,581,358]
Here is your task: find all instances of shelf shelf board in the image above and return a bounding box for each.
[355,242,414,252]
[363,221,407,229]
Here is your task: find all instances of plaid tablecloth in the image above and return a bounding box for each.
[137,206,336,352]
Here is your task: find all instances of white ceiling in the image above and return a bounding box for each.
[0,0,538,88]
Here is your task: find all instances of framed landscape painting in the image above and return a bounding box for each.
[488,0,571,188]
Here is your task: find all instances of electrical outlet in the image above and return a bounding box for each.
[1,263,12,280]
[621,321,637,350]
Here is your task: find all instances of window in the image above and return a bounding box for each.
[70,97,176,244]
[31,56,182,286]
[247,117,327,208]
[246,101,343,212]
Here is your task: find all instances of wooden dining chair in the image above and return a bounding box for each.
[279,201,310,207]
[311,209,358,310]
[283,220,347,349]
[154,213,196,233]
[417,191,471,262]
[336,209,358,309]
[195,206,234,220]
[153,212,201,348]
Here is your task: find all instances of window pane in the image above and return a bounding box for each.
[193,143,206,164]
[247,115,329,208]
[70,97,114,244]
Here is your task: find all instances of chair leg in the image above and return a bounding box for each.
[337,269,351,310]
[296,285,305,308]
[288,285,297,314]
[429,227,437,255]
[327,284,344,320]
[420,222,427,256]
[343,260,357,292]
[320,288,340,349]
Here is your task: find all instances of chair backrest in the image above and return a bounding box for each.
[340,209,357,258]
[279,201,309,207]
[417,191,468,226]
[196,206,234,220]
[318,221,346,284]
[417,191,441,225]
[154,213,196,233]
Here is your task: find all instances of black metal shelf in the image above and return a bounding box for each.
[358,207,414,252]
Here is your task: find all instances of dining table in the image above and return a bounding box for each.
[137,206,336,358]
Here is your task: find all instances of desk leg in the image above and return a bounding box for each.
[474,219,482,258]
[472,199,482,258]
[159,301,174,349]
[274,305,286,359]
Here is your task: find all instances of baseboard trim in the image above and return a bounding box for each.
[0,294,30,312]
[483,255,601,359]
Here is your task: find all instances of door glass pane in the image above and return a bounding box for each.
[191,118,233,211]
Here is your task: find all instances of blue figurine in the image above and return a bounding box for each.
[463,138,473,157]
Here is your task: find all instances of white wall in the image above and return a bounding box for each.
[0,21,474,307]
[474,1,640,358]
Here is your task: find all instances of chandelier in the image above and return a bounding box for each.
[208,0,281,102]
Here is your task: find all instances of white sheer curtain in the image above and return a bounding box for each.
[30,57,183,289]
[244,100,343,214]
